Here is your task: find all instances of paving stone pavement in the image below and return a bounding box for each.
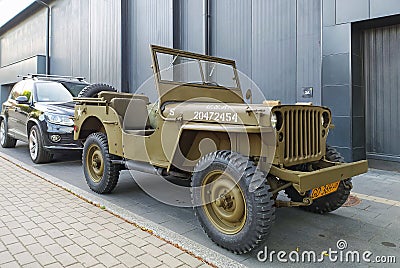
[0,157,211,268]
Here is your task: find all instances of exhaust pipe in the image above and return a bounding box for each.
[125,160,163,175]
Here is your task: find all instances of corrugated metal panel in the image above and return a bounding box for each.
[252,0,297,103]
[0,11,46,67]
[51,0,121,88]
[129,0,173,92]
[296,0,322,104]
[364,24,400,161]
[89,0,121,88]
[176,0,204,53]
[210,0,252,77]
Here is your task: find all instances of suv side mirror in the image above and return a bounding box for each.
[16,96,29,104]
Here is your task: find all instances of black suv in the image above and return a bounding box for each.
[0,74,89,163]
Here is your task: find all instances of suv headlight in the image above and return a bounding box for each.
[45,113,74,126]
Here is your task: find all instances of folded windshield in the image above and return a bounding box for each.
[156,52,239,89]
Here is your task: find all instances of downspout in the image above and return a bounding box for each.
[35,1,51,75]
[203,0,210,55]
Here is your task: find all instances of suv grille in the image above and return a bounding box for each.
[274,106,328,166]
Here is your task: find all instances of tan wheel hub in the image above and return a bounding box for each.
[202,171,246,235]
[86,144,104,183]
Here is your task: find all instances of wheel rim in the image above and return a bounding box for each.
[86,144,104,183]
[29,129,38,160]
[201,170,247,235]
[0,121,5,145]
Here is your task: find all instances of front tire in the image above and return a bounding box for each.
[29,125,52,164]
[191,151,275,254]
[285,145,352,214]
[0,119,17,148]
[83,132,121,194]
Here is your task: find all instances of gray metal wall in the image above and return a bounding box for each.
[0,0,121,88]
[322,0,400,161]
[1,0,322,104]
[0,11,46,67]
[127,0,173,93]
[51,0,121,88]
[175,0,204,54]
[209,0,321,104]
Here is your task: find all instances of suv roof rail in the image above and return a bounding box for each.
[19,74,86,82]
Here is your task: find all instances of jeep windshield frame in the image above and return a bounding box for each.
[151,45,244,105]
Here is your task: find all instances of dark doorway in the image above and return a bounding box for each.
[363,24,400,162]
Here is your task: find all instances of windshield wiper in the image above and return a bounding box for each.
[204,81,221,87]
[185,81,224,88]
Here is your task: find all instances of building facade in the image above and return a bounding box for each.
[0,0,399,162]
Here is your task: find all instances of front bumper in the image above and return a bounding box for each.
[270,160,368,192]
[40,121,82,150]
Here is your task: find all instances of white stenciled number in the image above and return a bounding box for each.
[232,113,238,123]
[193,111,239,122]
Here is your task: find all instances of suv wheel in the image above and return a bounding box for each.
[78,83,116,98]
[29,125,53,164]
[83,132,121,194]
[0,119,17,148]
[191,151,275,254]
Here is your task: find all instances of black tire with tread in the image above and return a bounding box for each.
[0,119,17,148]
[29,125,53,164]
[78,83,116,98]
[191,150,275,254]
[83,132,121,194]
[285,145,352,214]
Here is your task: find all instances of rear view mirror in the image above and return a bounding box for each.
[16,96,29,104]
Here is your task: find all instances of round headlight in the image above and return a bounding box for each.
[321,112,330,128]
[271,113,278,129]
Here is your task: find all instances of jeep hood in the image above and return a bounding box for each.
[162,102,274,127]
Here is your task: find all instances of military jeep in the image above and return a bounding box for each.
[73,45,368,254]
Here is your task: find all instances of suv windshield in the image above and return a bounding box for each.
[61,82,88,97]
[156,52,239,89]
[35,82,74,102]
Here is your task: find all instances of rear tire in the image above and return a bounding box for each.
[191,151,275,254]
[0,119,17,148]
[285,145,352,214]
[83,132,121,194]
[78,83,116,98]
[29,125,53,164]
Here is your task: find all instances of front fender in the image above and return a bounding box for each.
[167,123,271,172]
[26,118,42,134]
[75,112,124,157]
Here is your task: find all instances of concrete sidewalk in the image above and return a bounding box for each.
[0,157,211,268]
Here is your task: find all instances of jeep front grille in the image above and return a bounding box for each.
[275,106,327,166]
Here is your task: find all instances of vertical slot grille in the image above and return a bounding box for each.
[283,108,322,164]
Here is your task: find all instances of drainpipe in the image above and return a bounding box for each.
[35,0,51,75]
[203,0,210,55]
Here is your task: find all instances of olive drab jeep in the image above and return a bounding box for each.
[73,45,368,254]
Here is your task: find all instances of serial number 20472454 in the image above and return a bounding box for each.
[193,111,239,123]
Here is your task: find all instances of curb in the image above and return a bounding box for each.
[0,151,245,268]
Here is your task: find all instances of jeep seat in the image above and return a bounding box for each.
[109,98,154,136]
